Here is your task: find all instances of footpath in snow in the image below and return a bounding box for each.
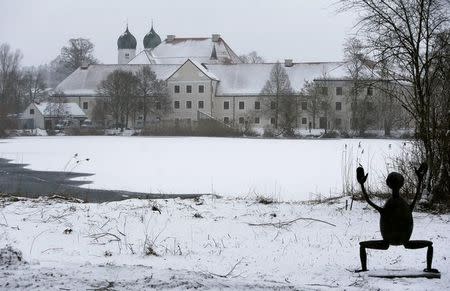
[1,195,448,290]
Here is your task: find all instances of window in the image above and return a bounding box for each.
[271,101,277,110]
[198,101,204,109]
[321,101,328,110]
[254,117,260,124]
[174,85,180,93]
[125,53,130,58]
[186,101,192,109]
[270,117,276,125]
[174,101,180,109]
[302,117,307,125]
[255,101,260,110]
[336,87,343,96]
[367,86,373,96]
[239,101,244,110]
[335,118,342,127]
[156,102,161,110]
[224,101,230,110]
[301,101,307,110]
[29,108,35,115]
[321,87,328,96]
[224,117,230,124]
[83,102,88,110]
[198,85,205,93]
[239,117,245,124]
[335,102,342,111]
[186,85,192,93]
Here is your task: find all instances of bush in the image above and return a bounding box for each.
[256,195,275,204]
[65,127,105,136]
[142,120,240,137]
[321,131,340,138]
[0,117,17,138]
[263,126,277,138]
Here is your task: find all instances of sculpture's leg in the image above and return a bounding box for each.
[356,240,389,272]
[404,240,439,273]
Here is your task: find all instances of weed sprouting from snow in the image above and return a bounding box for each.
[0,246,24,266]
[341,143,355,196]
[256,195,275,205]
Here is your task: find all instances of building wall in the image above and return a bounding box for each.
[212,96,273,128]
[167,61,217,122]
[22,103,45,129]
[60,65,406,133]
[118,49,136,65]
[66,96,97,119]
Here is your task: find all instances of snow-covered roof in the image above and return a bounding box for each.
[33,102,86,118]
[55,64,179,96]
[190,59,219,80]
[54,62,361,97]
[128,36,242,65]
[206,62,348,96]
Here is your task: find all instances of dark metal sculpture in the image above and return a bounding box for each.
[356,163,439,273]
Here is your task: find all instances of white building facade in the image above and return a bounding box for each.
[53,25,390,133]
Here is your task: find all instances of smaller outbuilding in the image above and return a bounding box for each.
[21,102,87,130]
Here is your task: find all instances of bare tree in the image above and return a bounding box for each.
[135,66,171,127]
[91,99,108,129]
[44,94,69,129]
[20,66,47,104]
[260,62,297,136]
[343,37,378,136]
[340,0,450,203]
[60,38,98,72]
[97,70,139,130]
[301,79,334,131]
[48,38,99,88]
[0,43,22,113]
[239,51,265,63]
[374,60,408,136]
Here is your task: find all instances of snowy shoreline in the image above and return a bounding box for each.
[1,195,449,290]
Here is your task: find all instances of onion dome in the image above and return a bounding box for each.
[117,26,137,50]
[143,24,162,49]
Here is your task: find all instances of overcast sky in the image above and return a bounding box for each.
[0,0,357,67]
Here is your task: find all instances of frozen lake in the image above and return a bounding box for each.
[0,136,406,201]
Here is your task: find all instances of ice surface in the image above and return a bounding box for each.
[0,137,405,200]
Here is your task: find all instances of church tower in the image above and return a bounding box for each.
[117,25,137,64]
[143,22,162,50]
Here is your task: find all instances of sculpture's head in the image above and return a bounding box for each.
[386,172,404,193]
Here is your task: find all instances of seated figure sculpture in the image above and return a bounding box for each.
[356,163,439,273]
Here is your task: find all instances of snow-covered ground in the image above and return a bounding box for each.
[0,136,406,200]
[1,196,448,290]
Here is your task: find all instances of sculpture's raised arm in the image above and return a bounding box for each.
[410,162,428,211]
[357,166,382,212]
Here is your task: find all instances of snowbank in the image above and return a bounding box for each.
[1,196,448,290]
